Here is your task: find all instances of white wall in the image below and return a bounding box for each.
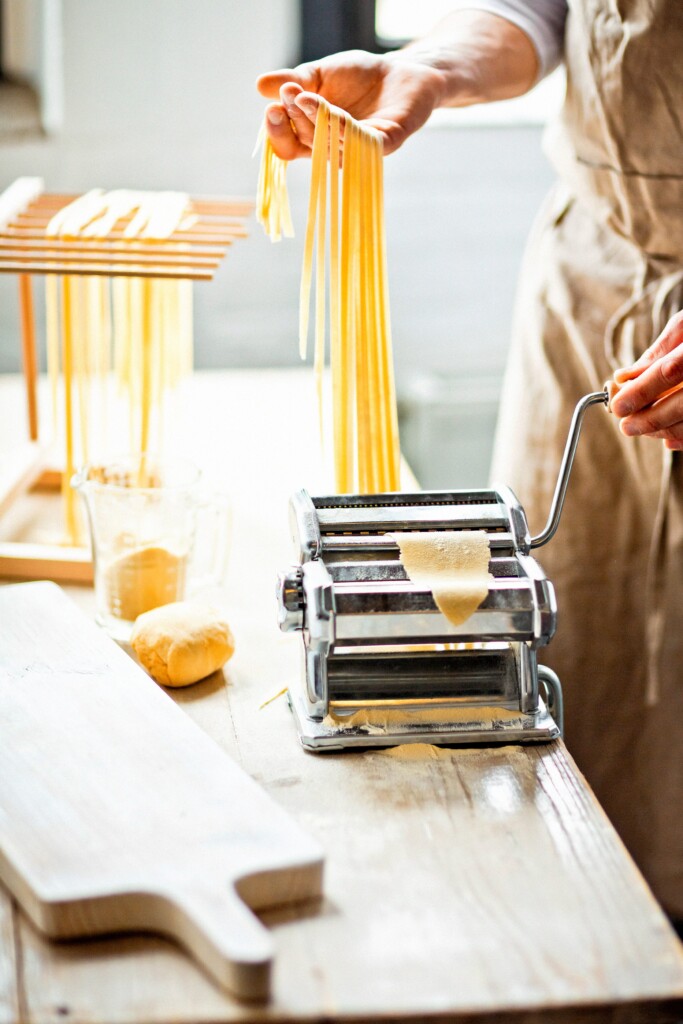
[0,1,557,481]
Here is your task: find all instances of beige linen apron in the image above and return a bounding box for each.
[491,0,683,916]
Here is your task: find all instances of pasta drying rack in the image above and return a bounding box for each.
[0,176,253,583]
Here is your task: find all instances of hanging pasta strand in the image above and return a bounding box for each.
[299,104,329,360]
[339,116,358,492]
[45,274,60,434]
[60,276,78,544]
[328,111,344,489]
[139,278,154,460]
[346,120,368,492]
[361,134,381,490]
[255,129,295,242]
[313,104,330,437]
[96,277,111,456]
[44,189,196,540]
[73,277,90,467]
[373,131,401,490]
[256,97,402,494]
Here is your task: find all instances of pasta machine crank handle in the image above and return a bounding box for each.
[530,388,609,549]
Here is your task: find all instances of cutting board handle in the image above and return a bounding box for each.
[0,583,324,1004]
[160,883,274,1002]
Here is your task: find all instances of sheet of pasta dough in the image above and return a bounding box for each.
[392,531,492,626]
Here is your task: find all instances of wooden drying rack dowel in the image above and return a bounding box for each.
[0,177,253,583]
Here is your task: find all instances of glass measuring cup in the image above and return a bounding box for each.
[72,456,230,641]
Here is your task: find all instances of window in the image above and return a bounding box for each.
[300,0,383,63]
[0,0,63,140]
[376,0,461,47]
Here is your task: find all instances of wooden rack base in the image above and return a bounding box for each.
[0,539,91,584]
[0,442,92,583]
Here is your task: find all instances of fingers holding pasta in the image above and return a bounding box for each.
[257,49,446,161]
[263,101,310,161]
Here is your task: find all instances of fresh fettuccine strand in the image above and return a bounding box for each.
[256,99,401,493]
[60,276,78,543]
[255,128,295,242]
[328,111,344,488]
[45,274,60,433]
[373,132,401,490]
[299,104,329,361]
[313,104,330,435]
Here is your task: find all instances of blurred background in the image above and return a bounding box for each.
[0,0,562,486]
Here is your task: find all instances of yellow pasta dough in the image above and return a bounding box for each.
[392,531,493,626]
[130,601,235,687]
[256,100,400,494]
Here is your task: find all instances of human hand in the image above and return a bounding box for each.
[256,49,447,159]
[611,311,683,449]
[256,11,538,160]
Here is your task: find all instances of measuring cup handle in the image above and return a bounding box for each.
[189,492,232,594]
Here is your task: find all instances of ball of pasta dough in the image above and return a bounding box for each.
[130,601,235,687]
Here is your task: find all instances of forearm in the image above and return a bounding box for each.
[391,10,543,108]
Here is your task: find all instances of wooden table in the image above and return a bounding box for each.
[1,369,683,1024]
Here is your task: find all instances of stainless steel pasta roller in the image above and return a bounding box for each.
[276,388,609,751]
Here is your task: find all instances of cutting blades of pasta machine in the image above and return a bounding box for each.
[276,389,609,751]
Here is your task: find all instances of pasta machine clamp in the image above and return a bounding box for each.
[277,388,609,751]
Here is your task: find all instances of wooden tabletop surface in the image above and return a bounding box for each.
[1,368,683,1024]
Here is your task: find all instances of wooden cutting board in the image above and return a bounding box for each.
[0,581,323,1002]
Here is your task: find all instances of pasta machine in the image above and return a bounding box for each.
[276,390,609,751]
